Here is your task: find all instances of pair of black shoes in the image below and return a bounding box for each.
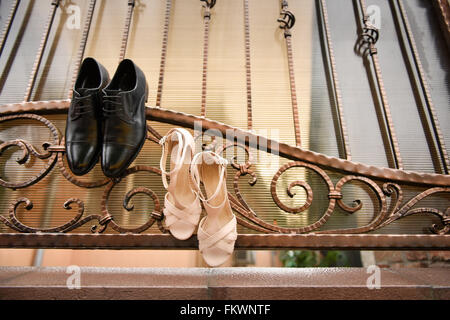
[65,58,148,178]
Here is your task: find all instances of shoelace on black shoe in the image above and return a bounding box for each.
[72,95,95,117]
[102,95,123,117]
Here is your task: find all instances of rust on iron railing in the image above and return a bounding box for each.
[0,101,449,186]
[243,0,252,130]
[394,0,449,174]
[23,0,61,102]
[355,0,403,170]
[155,0,172,108]
[68,0,97,99]
[200,0,216,117]
[317,0,351,161]
[0,1,449,250]
[0,0,21,58]
[0,233,448,250]
[0,103,448,245]
[278,0,301,148]
[118,0,136,62]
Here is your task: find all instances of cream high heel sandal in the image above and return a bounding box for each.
[159,128,201,240]
[190,151,237,267]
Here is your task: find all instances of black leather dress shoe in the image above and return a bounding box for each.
[101,59,148,178]
[65,57,109,175]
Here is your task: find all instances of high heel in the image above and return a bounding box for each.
[190,151,237,267]
[159,128,201,240]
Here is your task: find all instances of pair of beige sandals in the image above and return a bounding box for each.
[159,128,237,267]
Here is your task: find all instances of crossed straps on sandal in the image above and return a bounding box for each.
[190,151,237,266]
[159,131,237,265]
[197,215,237,256]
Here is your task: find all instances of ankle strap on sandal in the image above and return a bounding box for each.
[190,151,229,208]
[159,128,195,189]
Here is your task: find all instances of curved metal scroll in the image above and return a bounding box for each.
[0,102,448,236]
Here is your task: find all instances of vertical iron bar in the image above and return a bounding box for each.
[119,0,136,62]
[396,0,449,174]
[285,34,301,147]
[371,52,403,169]
[279,0,301,147]
[318,0,351,160]
[0,0,21,58]
[156,0,172,108]
[200,3,211,117]
[244,0,252,130]
[68,0,97,99]
[357,0,403,169]
[23,0,60,102]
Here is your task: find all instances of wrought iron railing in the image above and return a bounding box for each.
[0,0,449,249]
[0,102,448,249]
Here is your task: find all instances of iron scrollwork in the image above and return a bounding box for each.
[0,108,448,238]
[0,114,60,189]
[268,164,449,235]
[101,165,166,234]
[0,114,166,234]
